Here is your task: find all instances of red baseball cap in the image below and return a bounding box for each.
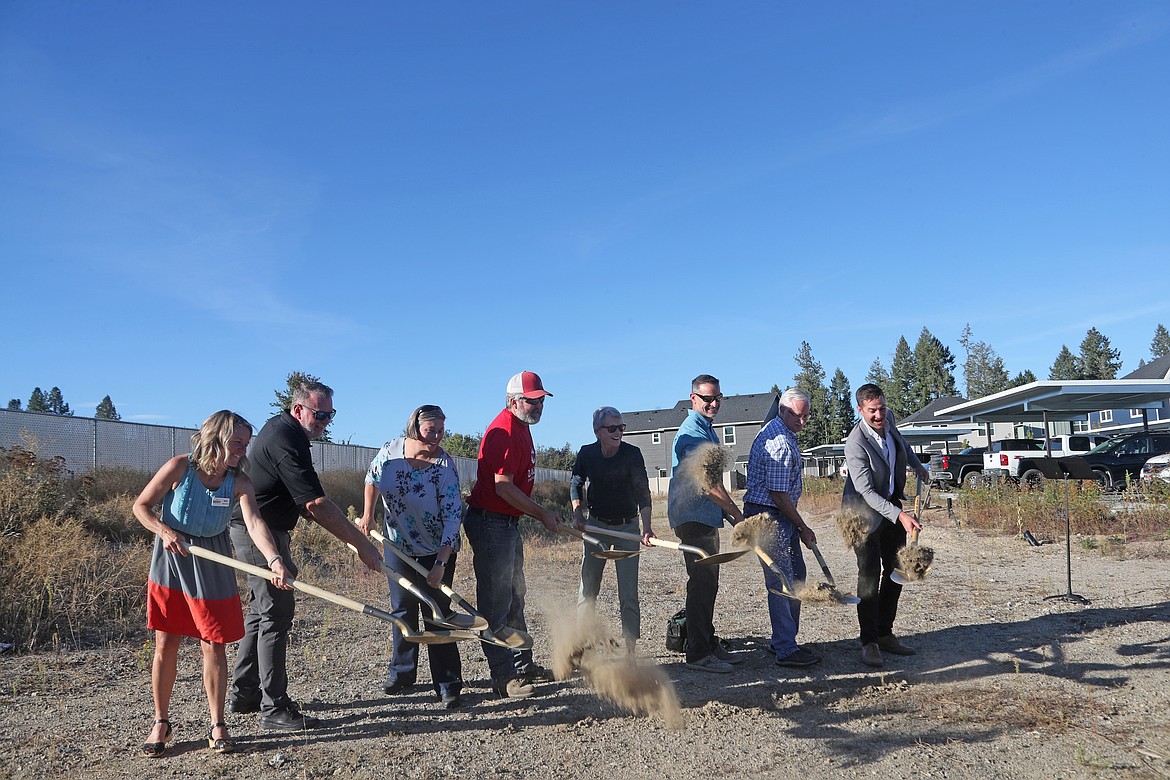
[506,371,552,399]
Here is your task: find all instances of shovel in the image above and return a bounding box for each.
[586,524,750,566]
[370,530,532,651]
[809,543,861,605]
[182,541,469,645]
[559,524,640,560]
[345,541,487,632]
[749,544,800,602]
[890,479,931,585]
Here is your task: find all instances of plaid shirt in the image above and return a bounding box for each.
[744,415,803,508]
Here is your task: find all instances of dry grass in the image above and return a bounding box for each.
[909,683,1107,732]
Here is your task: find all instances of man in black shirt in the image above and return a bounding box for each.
[570,406,654,651]
[229,380,382,730]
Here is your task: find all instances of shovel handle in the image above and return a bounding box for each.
[346,541,443,617]
[751,544,798,597]
[183,540,401,627]
[367,529,482,618]
[586,524,711,558]
[909,527,920,546]
[559,523,607,550]
[809,543,837,587]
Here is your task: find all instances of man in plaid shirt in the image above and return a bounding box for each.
[743,387,821,668]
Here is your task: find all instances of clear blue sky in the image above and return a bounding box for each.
[3,1,1168,451]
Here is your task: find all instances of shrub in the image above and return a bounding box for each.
[0,445,82,537]
[79,466,151,502]
[317,470,367,520]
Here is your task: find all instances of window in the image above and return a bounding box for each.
[658,468,667,478]
[1132,409,1144,419]
[652,432,661,445]
[1100,410,1113,423]
[1072,419,1090,433]
[723,426,735,445]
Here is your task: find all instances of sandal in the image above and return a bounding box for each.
[207,721,237,754]
[141,718,172,758]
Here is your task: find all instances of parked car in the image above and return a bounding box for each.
[985,436,1110,488]
[1140,453,1170,484]
[927,447,985,489]
[1061,431,1170,489]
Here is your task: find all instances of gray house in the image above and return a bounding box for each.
[622,392,780,488]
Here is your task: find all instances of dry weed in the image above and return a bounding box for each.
[551,613,682,728]
[911,684,1105,732]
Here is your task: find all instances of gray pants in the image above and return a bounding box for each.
[577,519,641,641]
[229,522,296,715]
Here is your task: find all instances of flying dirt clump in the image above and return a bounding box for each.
[551,613,682,729]
[675,442,729,493]
[731,513,776,549]
[896,542,935,580]
[834,508,870,549]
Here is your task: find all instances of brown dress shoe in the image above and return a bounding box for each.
[876,634,916,656]
[861,642,884,667]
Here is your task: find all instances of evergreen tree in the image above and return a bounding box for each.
[45,387,73,416]
[888,337,916,419]
[27,387,48,412]
[441,432,482,458]
[1077,327,1122,379]
[7,399,21,410]
[865,357,890,389]
[959,324,1009,399]
[1048,345,1080,380]
[1151,323,1170,359]
[95,395,121,420]
[1007,369,1037,388]
[536,443,576,471]
[792,341,830,449]
[826,368,855,443]
[911,327,957,409]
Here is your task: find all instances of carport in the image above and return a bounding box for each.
[931,379,1170,455]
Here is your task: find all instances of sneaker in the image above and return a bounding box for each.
[775,647,821,668]
[861,642,884,668]
[520,663,555,683]
[712,643,746,665]
[493,678,535,699]
[876,634,916,656]
[685,654,734,674]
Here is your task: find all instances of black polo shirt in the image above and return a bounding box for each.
[232,411,325,532]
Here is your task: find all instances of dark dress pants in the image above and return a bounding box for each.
[855,517,907,645]
[675,522,720,662]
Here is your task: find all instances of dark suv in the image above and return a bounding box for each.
[1061,431,1170,489]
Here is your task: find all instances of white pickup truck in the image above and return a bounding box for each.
[983,434,1110,488]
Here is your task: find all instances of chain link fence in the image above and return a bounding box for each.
[0,409,568,487]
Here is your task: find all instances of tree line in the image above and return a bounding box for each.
[781,322,1169,450]
[6,388,121,420]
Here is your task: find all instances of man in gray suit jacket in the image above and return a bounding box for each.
[842,383,929,668]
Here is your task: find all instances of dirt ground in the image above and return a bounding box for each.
[3,498,1170,780]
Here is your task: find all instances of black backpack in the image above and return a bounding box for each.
[665,608,687,652]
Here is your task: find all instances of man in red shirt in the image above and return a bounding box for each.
[464,371,563,698]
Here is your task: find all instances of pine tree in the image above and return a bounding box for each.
[1007,369,1037,388]
[1077,327,1122,379]
[1151,324,1170,359]
[95,395,121,420]
[826,368,855,443]
[959,324,1009,399]
[272,370,331,441]
[865,357,891,389]
[911,327,957,409]
[45,387,73,416]
[886,338,916,419]
[441,432,482,458]
[6,399,21,410]
[792,341,830,449]
[1048,345,1080,380]
[27,387,48,412]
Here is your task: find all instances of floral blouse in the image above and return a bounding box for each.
[365,438,463,556]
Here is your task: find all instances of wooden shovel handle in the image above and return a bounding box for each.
[586,524,708,557]
[370,530,480,617]
[345,541,443,616]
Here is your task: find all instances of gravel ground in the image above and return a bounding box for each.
[3,500,1170,780]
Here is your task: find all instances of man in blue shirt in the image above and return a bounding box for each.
[668,374,746,673]
[744,388,820,668]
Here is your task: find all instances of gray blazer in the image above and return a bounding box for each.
[841,419,916,531]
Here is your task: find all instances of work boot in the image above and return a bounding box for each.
[876,634,916,656]
[861,642,884,667]
[493,678,535,699]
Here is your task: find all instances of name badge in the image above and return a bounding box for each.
[211,496,231,507]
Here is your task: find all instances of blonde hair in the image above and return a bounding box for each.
[406,404,446,440]
[190,410,253,476]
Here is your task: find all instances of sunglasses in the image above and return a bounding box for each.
[521,396,545,405]
[693,393,724,403]
[781,407,810,423]
[600,424,626,433]
[300,404,337,422]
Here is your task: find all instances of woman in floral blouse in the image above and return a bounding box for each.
[357,405,465,708]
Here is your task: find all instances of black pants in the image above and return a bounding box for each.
[675,522,720,662]
[855,518,907,645]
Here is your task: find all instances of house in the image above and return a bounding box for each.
[622,392,779,488]
[1079,355,1170,435]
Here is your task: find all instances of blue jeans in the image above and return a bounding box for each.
[577,519,641,641]
[745,503,806,658]
[463,506,534,683]
[384,549,462,698]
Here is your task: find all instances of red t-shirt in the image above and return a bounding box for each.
[467,408,535,516]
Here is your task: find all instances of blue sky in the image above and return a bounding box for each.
[2,1,1168,450]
